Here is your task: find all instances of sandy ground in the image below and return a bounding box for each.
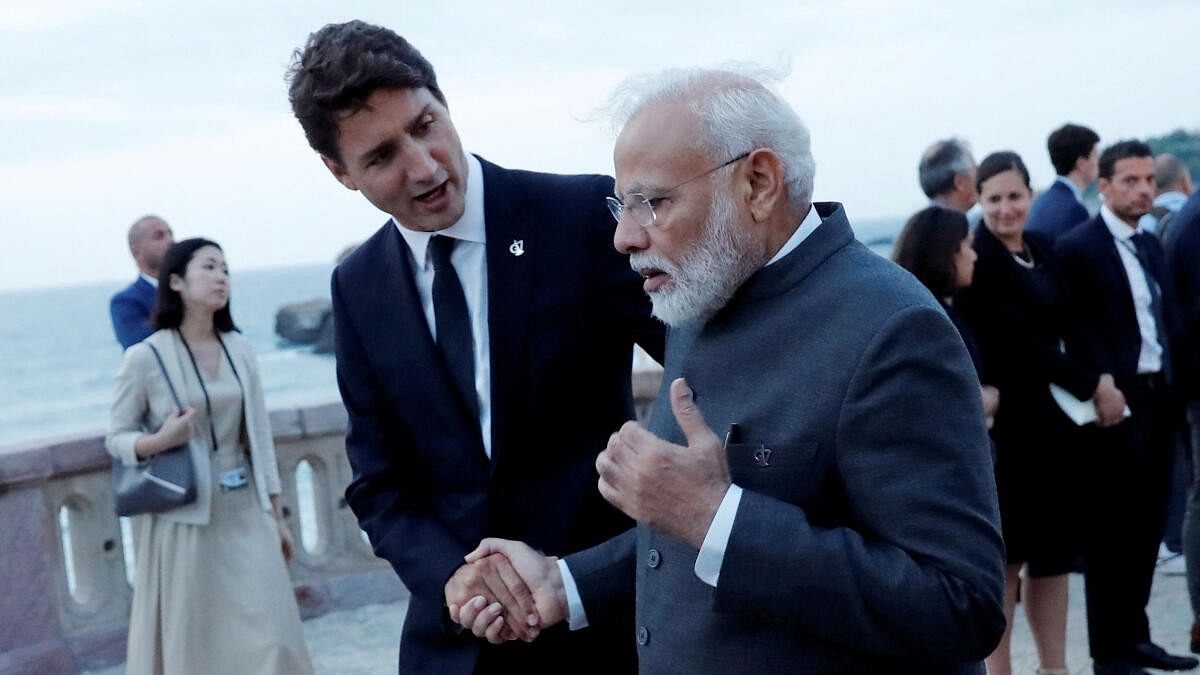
[87,569,1194,674]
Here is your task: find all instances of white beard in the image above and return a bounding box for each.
[629,188,763,327]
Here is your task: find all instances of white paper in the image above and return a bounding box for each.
[1049,384,1132,426]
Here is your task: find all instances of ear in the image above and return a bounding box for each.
[954,172,973,195]
[742,149,787,223]
[321,155,359,191]
[168,273,185,293]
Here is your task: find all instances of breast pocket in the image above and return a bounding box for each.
[726,442,819,504]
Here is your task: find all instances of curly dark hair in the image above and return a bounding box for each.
[893,206,971,299]
[1098,139,1153,181]
[286,20,445,164]
[1047,123,1099,176]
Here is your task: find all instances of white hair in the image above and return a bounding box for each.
[604,64,815,214]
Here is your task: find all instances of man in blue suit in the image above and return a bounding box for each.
[1056,140,1198,675]
[286,21,662,674]
[1026,123,1100,241]
[109,215,173,349]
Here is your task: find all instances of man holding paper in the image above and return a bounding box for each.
[1056,140,1197,675]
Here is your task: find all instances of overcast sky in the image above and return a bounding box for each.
[2,0,1196,292]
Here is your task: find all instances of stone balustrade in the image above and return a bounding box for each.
[0,368,661,675]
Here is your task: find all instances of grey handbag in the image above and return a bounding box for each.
[112,343,198,516]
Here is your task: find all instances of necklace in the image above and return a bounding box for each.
[1010,241,1035,269]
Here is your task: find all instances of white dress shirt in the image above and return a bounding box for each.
[394,153,494,457]
[140,272,159,287]
[560,204,824,630]
[1100,204,1163,374]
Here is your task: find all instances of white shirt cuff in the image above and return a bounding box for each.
[694,484,743,587]
[556,558,589,630]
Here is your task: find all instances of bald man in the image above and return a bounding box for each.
[109,215,174,348]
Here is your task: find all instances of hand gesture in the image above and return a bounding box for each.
[151,407,195,455]
[458,539,567,640]
[1093,374,1126,427]
[445,553,540,643]
[596,378,730,547]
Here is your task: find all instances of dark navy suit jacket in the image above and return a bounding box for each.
[1026,179,1089,242]
[1055,214,1175,391]
[1162,191,1200,399]
[109,276,156,349]
[331,157,664,674]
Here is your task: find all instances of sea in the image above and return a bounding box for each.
[0,263,340,449]
[0,215,901,450]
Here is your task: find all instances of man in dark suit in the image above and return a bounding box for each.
[1026,123,1100,241]
[1056,140,1198,675]
[461,67,1006,674]
[1162,189,1200,652]
[109,214,173,349]
[285,21,662,674]
[918,137,978,213]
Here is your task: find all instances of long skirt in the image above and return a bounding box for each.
[125,453,314,675]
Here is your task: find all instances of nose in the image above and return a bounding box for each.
[404,143,439,184]
[613,214,650,255]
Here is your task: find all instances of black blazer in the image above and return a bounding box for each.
[331,157,664,673]
[957,226,1100,408]
[1055,213,1175,391]
[1025,179,1089,242]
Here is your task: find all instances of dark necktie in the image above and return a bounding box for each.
[429,235,479,417]
[1129,232,1171,376]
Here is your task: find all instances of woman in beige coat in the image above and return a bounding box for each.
[107,238,314,675]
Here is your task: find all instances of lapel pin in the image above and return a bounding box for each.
[509,240,525,257]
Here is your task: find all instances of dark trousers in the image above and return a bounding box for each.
[1083,374,1176,661]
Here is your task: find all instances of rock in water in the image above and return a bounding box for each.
[276,299,332,344]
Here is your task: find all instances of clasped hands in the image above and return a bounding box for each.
[445,378,730,644]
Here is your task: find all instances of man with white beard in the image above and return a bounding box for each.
[455,66,1006,674]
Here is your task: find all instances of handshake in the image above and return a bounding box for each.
[444,539,565,644]
[444,378,732,644]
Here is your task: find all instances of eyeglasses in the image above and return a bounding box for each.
[605,151,750,228]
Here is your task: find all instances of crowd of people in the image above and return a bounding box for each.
[100,18,1199,675]
[896,129,1200,675]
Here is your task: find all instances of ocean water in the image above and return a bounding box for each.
[0,263,339,448]
[0,215,902,450]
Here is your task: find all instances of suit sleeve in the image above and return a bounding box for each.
[1054,236,1117,376]
[106,343,153,465]
[110,293,154,349]
[562,528,637,629]
[712,304,1006,663]
[238,336,282,496]
[332,271,470,607]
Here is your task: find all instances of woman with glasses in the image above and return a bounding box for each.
[107,238,314,675]
[957,152,1126,675]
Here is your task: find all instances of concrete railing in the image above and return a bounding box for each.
[0,369,661,675]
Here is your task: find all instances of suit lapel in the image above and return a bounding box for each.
[362,223,489,466]
[479,159,536,470]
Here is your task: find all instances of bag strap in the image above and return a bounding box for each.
[145,343,184,410]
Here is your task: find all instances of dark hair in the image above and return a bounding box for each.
[1098,139,1153,180]
[893,206,971,299]
[918,138,972,199]
[976,151,1032,193]
[286,20,445,164]
[152,238,237,332]
[1047,123,1099,176]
